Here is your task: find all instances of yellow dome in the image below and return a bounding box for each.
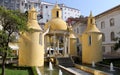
[53,4,60,10]
[84,12,101,33]
[85,25,101,33]
[44,18,67,30]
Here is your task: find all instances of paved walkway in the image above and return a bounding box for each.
[59,65,92,75]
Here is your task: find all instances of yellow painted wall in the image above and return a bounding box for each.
[82,33,102,64]
[69,38,77,56]
[19,31,44,66]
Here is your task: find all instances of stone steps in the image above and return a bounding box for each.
[56,57,74,67]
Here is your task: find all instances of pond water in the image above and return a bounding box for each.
[82,64,120,75]
[39,63,73,75]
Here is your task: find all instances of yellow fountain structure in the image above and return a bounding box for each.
[18,3,102,67]
[18,6,44,66]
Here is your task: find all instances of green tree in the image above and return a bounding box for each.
[0,7,28,75]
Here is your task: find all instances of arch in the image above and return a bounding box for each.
[102,46,105,52]
[111,32,115,41]
[88,35,92,46]
[102,33,105,42]
[110,18,114,26]
[90,19,92,24]
[56,11,59,17]
[101,21,105,29]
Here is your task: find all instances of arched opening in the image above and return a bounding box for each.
[90,19,92,24]
[111,32,115,41]
[56,11,59,18]
[88,35,92,46]
[102,33,105,42]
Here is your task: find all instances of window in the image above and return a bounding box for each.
[101,21,105,29]
[110,18,114,26]
[29,5,31,8]
[102,33,105,42]
[39,33,42,45]
[5,0,8,3]
[16,4,20,9]
[11,0,14,3]
[111,32,115,41]
[21,1,24,6]
[17,0,19,3]
[24,3,27,9]
[34,3,37,7]
[102,46,105,52]
[64,16,66,19]
[111,46,114,52]
[46,5,48,8]
[90,19,92,24]
[56,11,59,17]
[46,19,48,22]
[88,35,92,46]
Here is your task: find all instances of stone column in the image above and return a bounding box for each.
[44,36,47,55]
[49,36,51,55]
[64,34,67,56]
[53,33,56,55]
[68,37,70,55]
[57,39,60,53]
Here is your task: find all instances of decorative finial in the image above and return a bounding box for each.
[31,2,34,8]
[89,11,93,17]
[56,0,58,4]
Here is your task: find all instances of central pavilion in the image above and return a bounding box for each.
[44,4,77,57]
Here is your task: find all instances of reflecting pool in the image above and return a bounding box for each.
[39,63,74,75]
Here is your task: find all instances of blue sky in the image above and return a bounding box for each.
[42,0,120,16]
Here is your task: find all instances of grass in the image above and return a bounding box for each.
[0,68,29,75]
[0,64,33,75]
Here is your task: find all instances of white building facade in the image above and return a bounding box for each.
[0,1,80,28]
[95,5,120,54]
[0,0,41,13]
[73,22,86,35]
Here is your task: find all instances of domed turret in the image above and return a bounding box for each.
[82,12,102,64]
[19,6,44,67]
[44,4,67,31]
[84,11,100,33]
[27,6,42,30]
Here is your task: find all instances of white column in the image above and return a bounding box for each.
[64,34,67,56]
[53,33,56,55]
